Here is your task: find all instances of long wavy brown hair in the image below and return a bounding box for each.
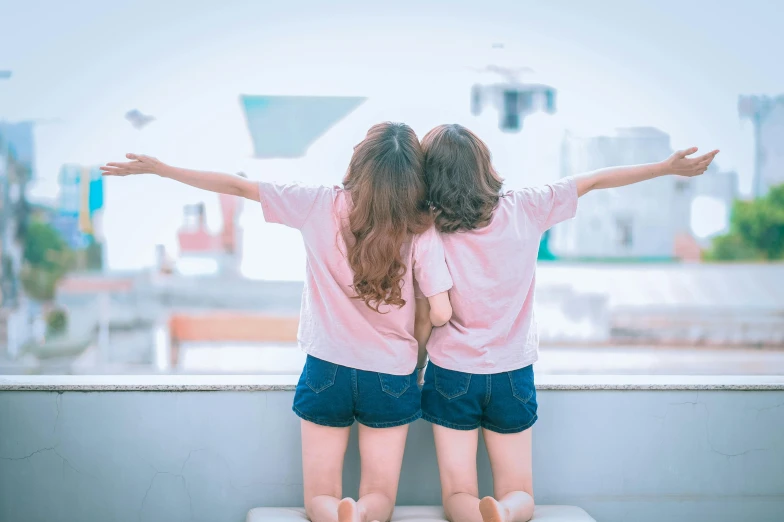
[343,122,432,312]
[421,124,504,233]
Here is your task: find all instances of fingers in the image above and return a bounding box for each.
[105,162,135,168]
[694,150,719,171]
[676,148,718,177]
[101,153,150,176]
[677,147,699,158]
[694,149,719,163]
[100,166,127,176]
[100,162,142,175]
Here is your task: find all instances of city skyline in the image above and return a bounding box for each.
[1,0,782,277]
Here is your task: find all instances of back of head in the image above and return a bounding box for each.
[421,124,504,233]
[343,122,431,312]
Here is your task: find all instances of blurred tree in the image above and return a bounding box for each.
[20,221,74,302]
[706,184,784,261]
[1,132,33,308]
[85,241,103,271]
[45,308,68,337]
[23,221,65,268]
[20,267,62,302]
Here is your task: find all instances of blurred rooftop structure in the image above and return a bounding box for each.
[6,262,773,375]
[553,128,737,261]
[739,94,784,197]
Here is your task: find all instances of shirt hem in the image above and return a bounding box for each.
[419,281,454,299]
[299,343,418,376]
[428,348,539,375]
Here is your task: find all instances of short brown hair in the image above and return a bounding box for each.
[343,122,432,312]
[421,124,504,233]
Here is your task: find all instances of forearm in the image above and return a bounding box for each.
[573,161,666,196]
[415,323,432,367]
[159,165,259,201]
[414,298,434,368]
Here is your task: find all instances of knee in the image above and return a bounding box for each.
[304,492,341,518]
[303,497,320,518]
[303,501,316,521]
[441,488,480,520]
[496,486,534,504]
[441,485,479,503]
[357,485,396,504]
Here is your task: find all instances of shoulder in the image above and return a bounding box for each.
[412,224,444,252]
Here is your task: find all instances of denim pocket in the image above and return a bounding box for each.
[434,365,472,400]
[305,356,338,393]
[508,365,535,404]
[378,373,411,398]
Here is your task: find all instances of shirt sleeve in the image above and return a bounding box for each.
[412,226,453,299]
[258,181,326,229]
[517,176,578,232]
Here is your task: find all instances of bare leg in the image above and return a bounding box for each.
[432,425,483,522]
[356,423,410,522]
[480,427,535,522]
[301,419,352,522]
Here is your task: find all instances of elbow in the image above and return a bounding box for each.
[239,180,260,202]
[429,306,452,328]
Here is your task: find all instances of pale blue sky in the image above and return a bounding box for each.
[0,0,781,278]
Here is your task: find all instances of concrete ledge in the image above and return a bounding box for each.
[2,384,783,522]
[2,374,784,391]
[246,505,595,521]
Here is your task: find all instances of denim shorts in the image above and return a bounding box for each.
[421,362,538,434]
[293,355,422,429]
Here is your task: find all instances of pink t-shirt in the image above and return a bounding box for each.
[427,177,578,374]
[259,181,453,375]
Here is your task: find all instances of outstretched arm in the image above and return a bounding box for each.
[573,147,719,197]
[101,154,260,201]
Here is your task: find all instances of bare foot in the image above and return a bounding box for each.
[479,496,507,522]
[338,497,362,522]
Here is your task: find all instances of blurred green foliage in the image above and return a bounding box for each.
[46,308,68,337]
[706,184,784,261]
[20,220,75,302]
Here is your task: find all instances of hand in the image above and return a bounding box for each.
[664,147,719,177]
[100,153,166,177]
[417,366,426,388]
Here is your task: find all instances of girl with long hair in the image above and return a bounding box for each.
[102,122,453,522]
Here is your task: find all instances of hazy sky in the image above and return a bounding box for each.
[1,0,781,279]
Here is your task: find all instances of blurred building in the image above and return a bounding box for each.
[739,95,784,197]
[551,128,691,259]
[691,164,739,239]
[45,262,784,374]
[550,127,738,260]
[0,122,35,308]
[52,165,105,269]
[0,121,35,356]
[536,264,784,347]
[175,193,243,276]
[692,164,738,203]
[0,121,35,168]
